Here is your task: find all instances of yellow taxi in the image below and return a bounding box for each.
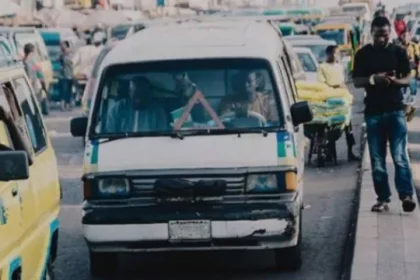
[0,50,61,279]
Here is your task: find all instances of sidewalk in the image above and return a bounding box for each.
[351,115,420,280]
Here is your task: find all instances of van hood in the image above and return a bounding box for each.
[84,133,293,173]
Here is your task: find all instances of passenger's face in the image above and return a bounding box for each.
[245,73,258,94]
[372,26,390,48]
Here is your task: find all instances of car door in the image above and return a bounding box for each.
[11,76,60,278]
[276,57,305,182]
[0,87,22,279]
[2,81,43,278]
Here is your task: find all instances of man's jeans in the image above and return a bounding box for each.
[409,77,418,97]
[365,110,414,202]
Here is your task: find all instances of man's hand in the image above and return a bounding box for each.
[387,75,410,86]
[372,73,392,86]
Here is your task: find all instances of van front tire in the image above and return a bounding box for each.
[89,251,118,277]
[274,214,302,271]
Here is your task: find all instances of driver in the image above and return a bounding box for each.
[219,71,276,122]
[105,77,168,133]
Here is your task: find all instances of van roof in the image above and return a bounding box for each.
[0,27,36,33]
[102,20,284,68]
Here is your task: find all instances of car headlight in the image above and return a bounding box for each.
[97,178,130,197]
[246,174,278,193]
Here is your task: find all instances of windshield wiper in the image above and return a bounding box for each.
[235,127,269,138]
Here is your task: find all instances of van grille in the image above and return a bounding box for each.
[131,175,245,205]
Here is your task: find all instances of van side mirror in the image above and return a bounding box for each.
[291,101,313,126]
[71,116,88,137]
[0,151,29,181]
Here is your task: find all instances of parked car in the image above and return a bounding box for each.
[293,47,319,82]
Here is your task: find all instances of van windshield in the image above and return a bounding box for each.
[317,29,345,45]
[91,58,283,137]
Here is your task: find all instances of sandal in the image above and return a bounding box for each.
[371,202,389,212]
[407,107,416,122]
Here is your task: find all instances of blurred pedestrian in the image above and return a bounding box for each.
[352,16,416,213]
[396,29,419,121]
[22,43,43,104]
[59,40,73,111]
[317,45,359,162]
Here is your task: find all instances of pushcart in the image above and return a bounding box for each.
[304,122,346,167]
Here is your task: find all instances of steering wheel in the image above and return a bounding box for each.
[221,110,268,125]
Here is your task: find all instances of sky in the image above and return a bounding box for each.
[317,0,416,10]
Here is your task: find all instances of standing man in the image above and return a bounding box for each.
[22,43,42,104]
[317,45,359,162]
[59,41,73,111]
[352,16,416,213]
[396,30,419,121]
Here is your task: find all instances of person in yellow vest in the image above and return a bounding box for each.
[396,30,419,122]
[317,45,359,162]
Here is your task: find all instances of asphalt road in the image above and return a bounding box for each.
[45,87,365,280]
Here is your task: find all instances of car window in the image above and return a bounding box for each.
[317,29,346,45]
[91,58,283,136]
[296,52,317,72]
[0,88,13,148]
[297,44,328,62]
[12,77,47,154]
[280,57,297,102]
[111,24,131,40]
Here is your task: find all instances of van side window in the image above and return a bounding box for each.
[12,77,47,153]
[0,87,14,149]
[280,57,298,102]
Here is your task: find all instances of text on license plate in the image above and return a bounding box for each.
[168,220,211,241]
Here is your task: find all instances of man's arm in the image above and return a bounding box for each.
[352,49,370,88]
[389,47,412,86]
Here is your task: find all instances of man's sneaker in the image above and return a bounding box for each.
[371,201,389,212]
[402,197,417,212]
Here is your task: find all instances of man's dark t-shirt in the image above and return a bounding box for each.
[352,43,411,116]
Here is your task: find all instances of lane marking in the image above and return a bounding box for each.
[61,204,83,209]
[44,116,73,122]
[49,130,73,138]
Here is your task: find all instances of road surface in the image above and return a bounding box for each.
[45,87,365,280]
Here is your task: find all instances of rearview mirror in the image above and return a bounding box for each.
[291,101,313,126]
[71,116,88,137]
[0,151,29,181]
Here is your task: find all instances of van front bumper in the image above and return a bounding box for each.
[82,202,301,252]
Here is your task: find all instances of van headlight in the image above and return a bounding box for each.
[97,178,130,197]
[246,174,278,193]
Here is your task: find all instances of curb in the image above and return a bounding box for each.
[340,123,367,280]
[349,122,420,280]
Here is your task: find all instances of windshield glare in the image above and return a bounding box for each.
[297,52,317,72]
[92,59,283,136]
[317,29,345,45]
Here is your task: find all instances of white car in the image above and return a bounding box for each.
[293,47,319,82]
[286,38,336,63]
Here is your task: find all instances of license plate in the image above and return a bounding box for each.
[168,220,211,241]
